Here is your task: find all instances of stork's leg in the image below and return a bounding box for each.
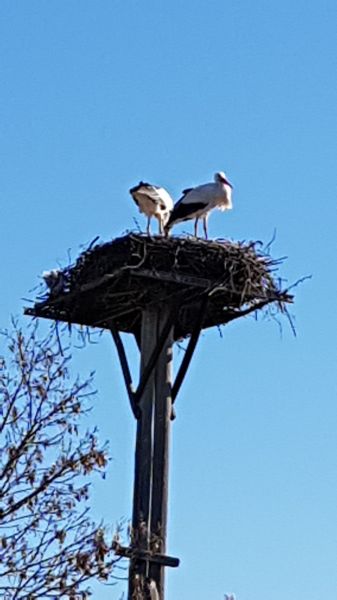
[203,216,208,240]
[146,216,151,235]
[194,218,199,237]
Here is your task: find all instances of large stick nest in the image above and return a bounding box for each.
[25,234,293,340]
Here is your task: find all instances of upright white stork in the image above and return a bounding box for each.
[129,181,173,235]
[165,171,233,239]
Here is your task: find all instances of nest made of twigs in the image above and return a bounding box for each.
[25,234,293,340]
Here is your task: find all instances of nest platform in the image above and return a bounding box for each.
[24,234,293,340]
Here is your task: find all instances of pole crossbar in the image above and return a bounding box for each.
[113,543,180,568]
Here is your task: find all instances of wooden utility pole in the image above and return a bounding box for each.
[128,305,174,600]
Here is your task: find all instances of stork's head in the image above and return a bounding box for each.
[214,171,233,188]
[42,269,61,287]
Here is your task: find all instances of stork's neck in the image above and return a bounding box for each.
[218,180,232,192]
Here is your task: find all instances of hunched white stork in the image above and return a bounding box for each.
[164,171,233,239]
[42,269,66,295]
[129,181,174,235]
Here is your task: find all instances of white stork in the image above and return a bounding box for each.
[165,171,233,239]
[42,269,66,295]
[129,181,173,235]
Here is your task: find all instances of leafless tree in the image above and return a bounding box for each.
[0,321,120,599]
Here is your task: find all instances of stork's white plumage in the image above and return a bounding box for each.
[129,181,173,235]
[165,171,233,238]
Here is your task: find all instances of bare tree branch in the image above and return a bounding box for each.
[0,321,120,599]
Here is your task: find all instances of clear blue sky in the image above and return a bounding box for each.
[1,1,336,599]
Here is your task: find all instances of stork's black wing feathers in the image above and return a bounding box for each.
[166,202,206,225]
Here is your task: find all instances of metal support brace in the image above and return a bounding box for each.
[172,294,209,406]
[110,305,177,419]
[110,324,139,418]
